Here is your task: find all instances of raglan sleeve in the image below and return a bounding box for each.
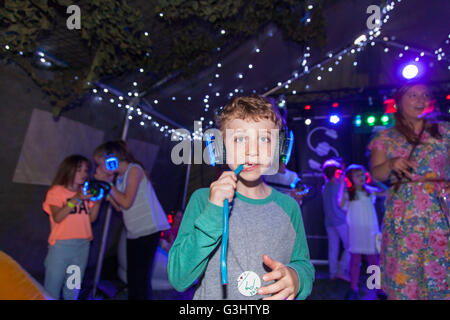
[285,200,315,300]
[167,188,224,292]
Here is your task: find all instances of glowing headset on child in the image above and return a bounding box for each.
[104,143,119,171]
[340,165,373,189]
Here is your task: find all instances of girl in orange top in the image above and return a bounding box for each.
[42,155,101,300]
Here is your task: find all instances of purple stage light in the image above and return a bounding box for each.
[402,64,419,79]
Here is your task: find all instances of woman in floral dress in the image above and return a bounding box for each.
[368,83,449,300]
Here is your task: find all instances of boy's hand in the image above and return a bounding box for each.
[209,171,237,207]
[258,254,299,300]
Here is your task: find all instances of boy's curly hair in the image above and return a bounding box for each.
[215,95,282,130]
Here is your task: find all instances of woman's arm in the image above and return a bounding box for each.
[109,166,143,210]
[370,149,417,182]
[370,149,393,182]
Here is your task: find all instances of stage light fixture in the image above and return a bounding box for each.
[402,64,419,79]
[354,115,362,127]
[367,115,376,126]
[329,115,340,124]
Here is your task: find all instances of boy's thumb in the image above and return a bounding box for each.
[263,254,280,270]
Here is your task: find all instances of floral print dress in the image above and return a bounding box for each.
[367,122,449,300]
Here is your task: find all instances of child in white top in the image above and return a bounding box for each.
[338,164,387,299]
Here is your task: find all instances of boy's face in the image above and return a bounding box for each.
[223,118,279,181]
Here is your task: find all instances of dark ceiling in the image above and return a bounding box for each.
[33,0,450,132]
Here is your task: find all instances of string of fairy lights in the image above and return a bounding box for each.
[263,0,407,97]
[90,1,320,142]
[2,0,448,141]
[191,0,402,135]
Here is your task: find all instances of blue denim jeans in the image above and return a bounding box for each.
[44,239,90,300]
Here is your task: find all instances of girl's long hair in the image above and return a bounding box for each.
[45,155,91,200]
[94,140,149,178]
[345,164,370,201]
[393,84,442,144]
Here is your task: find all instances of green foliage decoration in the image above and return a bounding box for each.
[0,0,325,115]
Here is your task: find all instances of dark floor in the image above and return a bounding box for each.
[308,265,379,300]
[86,265,381,300]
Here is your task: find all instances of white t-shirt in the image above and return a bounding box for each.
[116,163,171,239]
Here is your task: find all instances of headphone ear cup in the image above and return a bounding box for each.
[104,144,119,171]
[279,130,286,163]
[205,132,226,166]
[105,156,119,171]
[221,140,226,165]
[279,127,293,165]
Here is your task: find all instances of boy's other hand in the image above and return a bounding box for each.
[209,171,237,207]
[258,254,299,300]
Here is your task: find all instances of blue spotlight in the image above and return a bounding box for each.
[329,114,341,124]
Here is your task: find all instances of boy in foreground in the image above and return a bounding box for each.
[168,95,314,300]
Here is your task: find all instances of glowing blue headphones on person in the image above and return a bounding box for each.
[104,144,119,171]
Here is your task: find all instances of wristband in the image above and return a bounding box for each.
[67,201,76,209]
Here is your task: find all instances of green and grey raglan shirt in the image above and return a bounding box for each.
[167,187,315,300]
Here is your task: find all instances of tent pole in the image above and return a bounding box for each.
[181,141,193,211]
[91,109,131,299]
[181,162,191,211]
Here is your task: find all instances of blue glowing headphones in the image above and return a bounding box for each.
[83,180,111,201]
[205,125,294,166]
[104,143,119,171]
[281,127,294,165]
